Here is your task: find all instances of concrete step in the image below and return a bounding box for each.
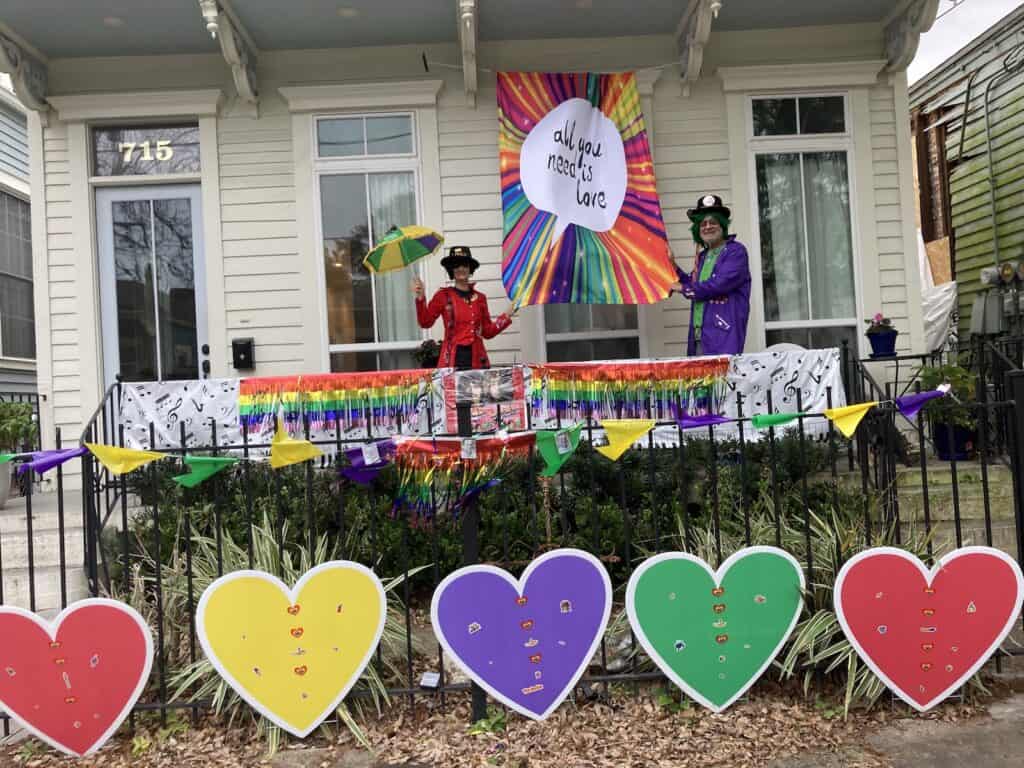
[0,527,85,569]
[1,564,91,616]
[0,491,91,616]
[896,461,1012,488]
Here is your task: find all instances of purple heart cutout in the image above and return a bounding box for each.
[431,549,611,720]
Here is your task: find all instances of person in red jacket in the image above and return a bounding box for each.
[412,246,516,369]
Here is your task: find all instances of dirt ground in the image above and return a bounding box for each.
[1,677,1011,768]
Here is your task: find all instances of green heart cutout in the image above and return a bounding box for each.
[627,547,805,712]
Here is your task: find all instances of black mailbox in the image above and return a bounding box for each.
[231,337,255,370]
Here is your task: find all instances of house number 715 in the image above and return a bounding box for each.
[117,140,174,163]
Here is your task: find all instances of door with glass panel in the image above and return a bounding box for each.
[96,186,207,385]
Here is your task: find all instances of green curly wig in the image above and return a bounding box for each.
[689,211,731,249]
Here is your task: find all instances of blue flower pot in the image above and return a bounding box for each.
[867,330,898,358]
[933,423,975,461]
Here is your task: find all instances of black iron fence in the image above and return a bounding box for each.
[2,360,1024,739]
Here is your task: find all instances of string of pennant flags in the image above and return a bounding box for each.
[0,389,949,512]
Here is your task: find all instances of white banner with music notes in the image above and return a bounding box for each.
[650,347,846,444]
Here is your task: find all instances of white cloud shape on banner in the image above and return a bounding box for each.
[520,98,627,247]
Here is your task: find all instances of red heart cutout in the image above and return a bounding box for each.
[0,599,153,756]
[835,547,1023,711]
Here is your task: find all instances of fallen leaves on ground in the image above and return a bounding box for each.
[0,681,993,768]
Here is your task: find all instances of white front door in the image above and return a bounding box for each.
[96,185,207,386]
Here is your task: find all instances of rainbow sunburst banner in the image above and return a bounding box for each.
[498,71,675,306]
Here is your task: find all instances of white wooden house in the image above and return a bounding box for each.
[0,0,938,449]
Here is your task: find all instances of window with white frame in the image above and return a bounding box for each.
[750,95,859,351]
[544,304,639,362]
[315,113,422,372]
[0,191,34,360]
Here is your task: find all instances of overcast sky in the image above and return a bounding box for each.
[909,0,1024,83]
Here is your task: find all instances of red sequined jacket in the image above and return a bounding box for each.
[415,286,512,369]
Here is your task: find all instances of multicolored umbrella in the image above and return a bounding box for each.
[362,225,444,274]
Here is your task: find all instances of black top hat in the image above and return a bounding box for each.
[687,194,731,221]
[440,245,481,277]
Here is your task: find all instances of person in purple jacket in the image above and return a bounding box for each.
[669,194,751,356]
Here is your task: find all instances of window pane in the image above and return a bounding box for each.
[366,116,413,155]
[752,98,797,136]
[547,336,639,363]
[799,97,845,134]
[153,199,198,380]
[0,192,31,280]
[803,152,855,320]
[92,125,200,176]
[368,173,419,343]
[317,118,364,157]
[331,349,415,372]
[322,174,374,345]
[544,304,637,334]
[112,200,158,380]
[757,153,808,322]
[766,325,856,352]
[0,276,35,358]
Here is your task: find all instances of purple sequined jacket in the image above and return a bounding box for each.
[673,236,752,356]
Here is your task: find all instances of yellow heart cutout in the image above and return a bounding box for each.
[196,562,385,737]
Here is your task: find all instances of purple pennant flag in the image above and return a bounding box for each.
[895,390,946,421]
[677,413,732,431]
[17,445,88,476]
[343,438,395,469]
[339,438,396,485]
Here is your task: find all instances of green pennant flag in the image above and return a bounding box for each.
[536,423,584,477]
[751,412,805,429]
[0,453,15,465]
[172,455,239,488]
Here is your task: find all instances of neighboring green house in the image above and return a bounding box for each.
[910,4,1024,339]
[0,73,36,394]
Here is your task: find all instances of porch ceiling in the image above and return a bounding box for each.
[2,0,899,60]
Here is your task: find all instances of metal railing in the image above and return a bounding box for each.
[2,364,1023,736]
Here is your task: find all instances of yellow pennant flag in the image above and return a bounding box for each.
[86,443,166,475]
[270,419,323,469]
[596,419,656,462]
[823,402,877,439]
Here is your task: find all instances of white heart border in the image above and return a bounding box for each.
[430,548,612,721]
[0,598,154,757]
[195,561,386,737]
[834,545,1024,712]
[625,546,805,713]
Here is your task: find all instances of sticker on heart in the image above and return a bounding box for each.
[0,599,154,757]
[196,562,386,737]
[431,548,611,720]
[835,546,1024,712]
[626,547,805,712]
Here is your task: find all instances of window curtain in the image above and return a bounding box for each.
[756,153,808,323]
[803,152,855,320]
[368,172,419,344]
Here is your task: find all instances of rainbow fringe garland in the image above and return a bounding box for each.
[530,359,730,420]
[238,371,432,428]
[392,433,535,519]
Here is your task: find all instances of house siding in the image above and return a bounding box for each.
[909,5,1024,336]
[870,82,913,353]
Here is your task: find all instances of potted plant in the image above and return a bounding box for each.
[919,364,976,461]
[865,312,898,358]
[412,339,441,369]
[0,401,37,509]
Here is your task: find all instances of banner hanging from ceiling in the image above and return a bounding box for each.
[497,71,676,306]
